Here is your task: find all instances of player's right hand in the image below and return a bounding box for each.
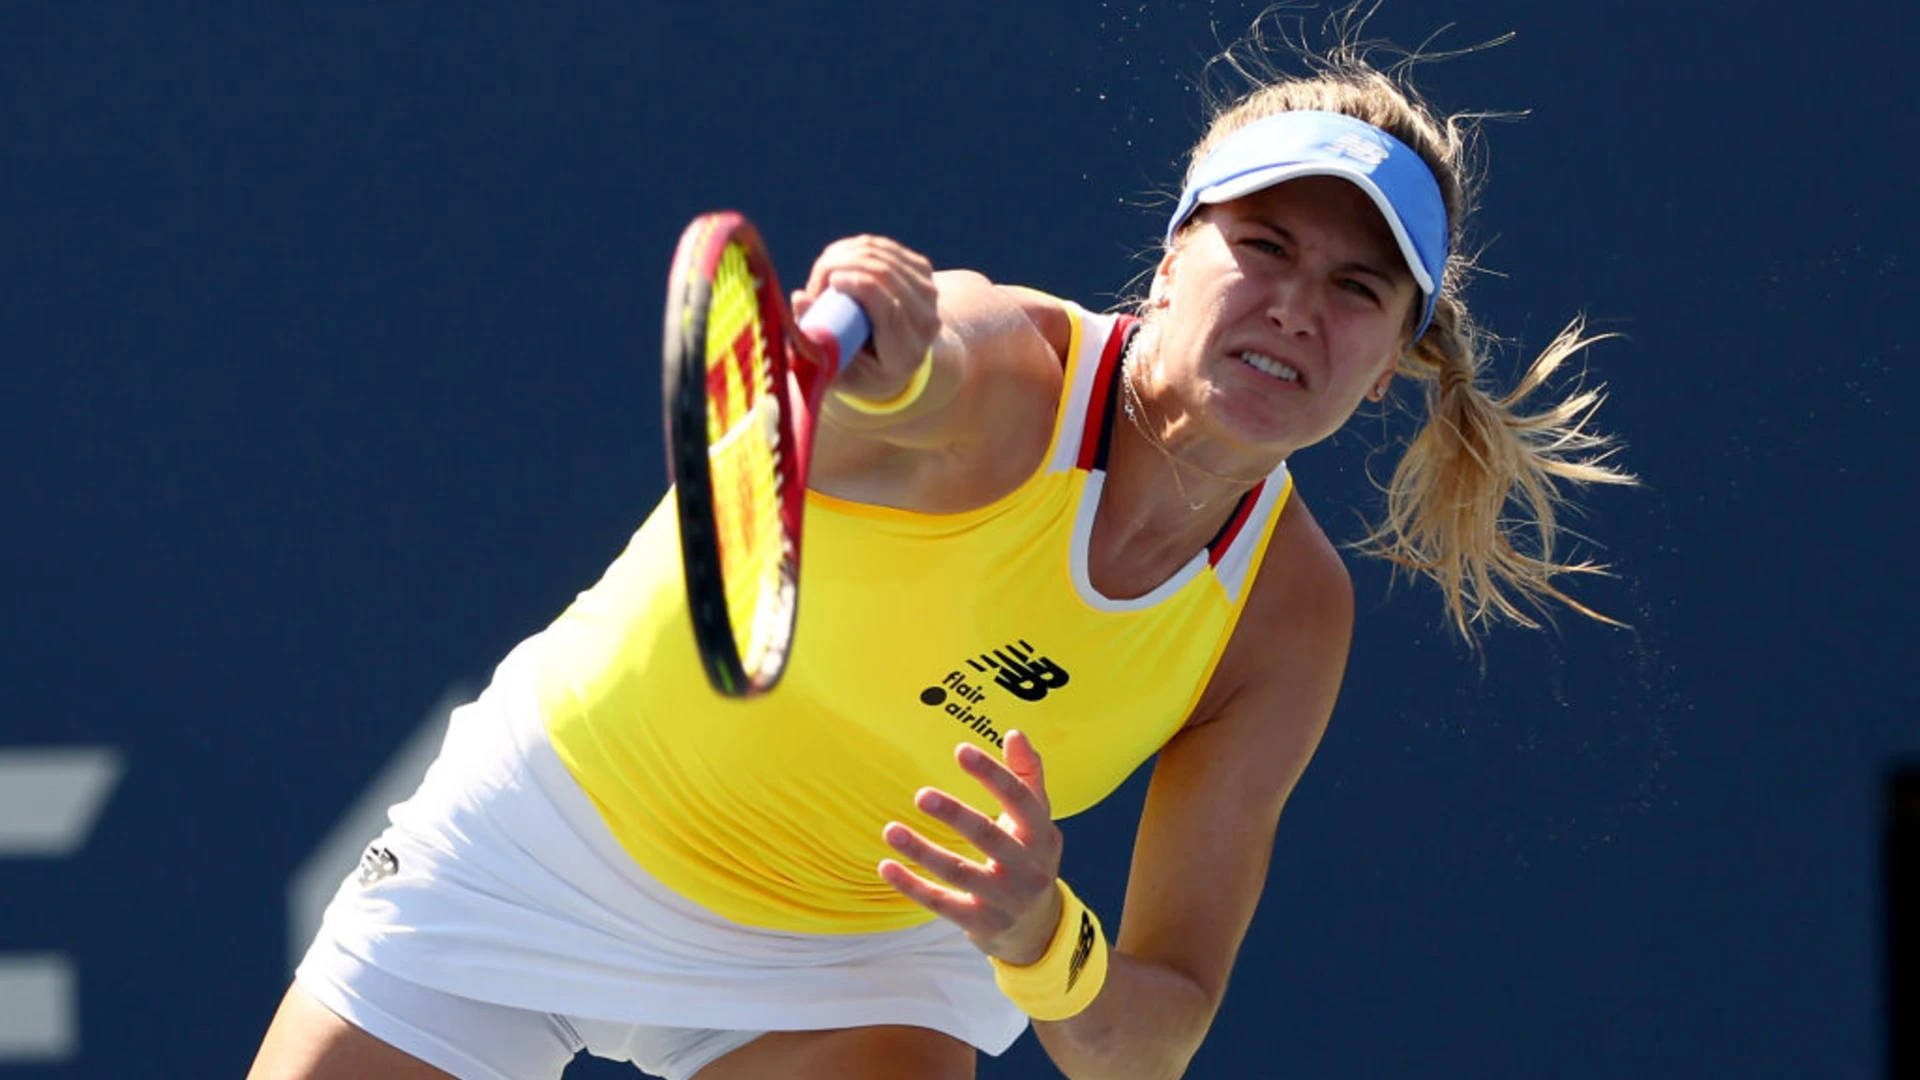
[793,234,940,405]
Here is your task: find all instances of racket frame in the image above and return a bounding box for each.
[661,211,848,698]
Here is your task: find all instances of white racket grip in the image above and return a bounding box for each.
[797,289,872,377]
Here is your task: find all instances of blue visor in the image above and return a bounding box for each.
[1167,110,1449,337]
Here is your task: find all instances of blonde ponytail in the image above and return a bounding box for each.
[1355,298,1632,639]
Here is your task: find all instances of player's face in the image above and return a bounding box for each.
[1151,176,1420,454]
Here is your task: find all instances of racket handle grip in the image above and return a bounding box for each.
[797,289,872,377]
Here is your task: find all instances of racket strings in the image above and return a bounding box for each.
[705,242,792,675]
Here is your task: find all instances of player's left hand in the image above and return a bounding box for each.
[879,730,1066,966]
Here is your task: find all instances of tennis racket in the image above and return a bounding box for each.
[661,211,871,698]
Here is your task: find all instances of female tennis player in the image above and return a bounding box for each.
[248,45,1629,1080]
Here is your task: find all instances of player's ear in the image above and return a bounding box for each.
[1148,251,1175,309]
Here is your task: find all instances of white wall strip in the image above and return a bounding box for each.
[0,748,124,856]
[0,954,76,1062]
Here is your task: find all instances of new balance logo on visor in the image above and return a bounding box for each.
[968,640,1070,702]
[1066,910,1096,992]
[1324,131,1389,165]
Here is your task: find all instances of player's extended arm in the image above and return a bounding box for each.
[1032,504,1353,1079]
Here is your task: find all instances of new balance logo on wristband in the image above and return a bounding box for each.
[1066,910,1095,992]
[992,880,1105,1021]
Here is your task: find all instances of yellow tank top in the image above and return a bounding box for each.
[538,303,1293,933]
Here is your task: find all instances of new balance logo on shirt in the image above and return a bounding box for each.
[917,638,1071,748]
[969,640,1070,702]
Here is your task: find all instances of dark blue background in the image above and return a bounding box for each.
[3,2,1914,1077]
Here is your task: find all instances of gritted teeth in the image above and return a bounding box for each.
[1239,351,1300,383]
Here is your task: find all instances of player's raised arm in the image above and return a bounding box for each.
[797,237,1069,459]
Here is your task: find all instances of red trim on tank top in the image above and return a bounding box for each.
[1075,316,1134,471]
[1206,479,1265,566]
[1070,312,1264,567]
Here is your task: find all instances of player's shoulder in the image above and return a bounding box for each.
[1182,490,1352,737]
[1237,492,1355,661]
[995,284,1074,359]
[933,271,1074,371]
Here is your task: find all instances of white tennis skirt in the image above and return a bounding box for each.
[299,644,1028,1060]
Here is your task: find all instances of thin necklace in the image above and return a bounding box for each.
[1118,343,1268,512]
